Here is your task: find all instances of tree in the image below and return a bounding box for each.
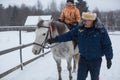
[76,0,88,15]
[36,0,43,15]
[18,4,32,25]
[44,5,51,15]
[59,1,65,12]
[50,0,58,12]
[5,5,14,25]
[0,4,5,25]
[10,6,19,25]
[93,7,101,19]
[49,0,59,20]
[37,0,43,10]
[107,11,115,27]
[31,5,37,15]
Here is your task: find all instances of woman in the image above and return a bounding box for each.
[59,0,81,30]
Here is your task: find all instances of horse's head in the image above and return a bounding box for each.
[32,20,68,55]
[32,20,51,55]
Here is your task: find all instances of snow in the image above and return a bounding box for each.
[0,31,120,80]
[25,15,52,26]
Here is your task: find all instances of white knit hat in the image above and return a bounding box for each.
[82,12,97,21]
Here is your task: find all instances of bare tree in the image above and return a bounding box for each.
[50,0,58,12]
[49,0,60,20]
[93,7,102,19]
[36,0,43,15]
[59,1,65,12]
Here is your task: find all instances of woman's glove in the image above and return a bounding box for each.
[47,38,58,44]
[107,60,112,69]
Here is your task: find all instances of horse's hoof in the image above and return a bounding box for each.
[59,78,62,80]
[72,70,76,73]
[70,76,73,80]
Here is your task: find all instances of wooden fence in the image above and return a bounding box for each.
[0,26,51,79]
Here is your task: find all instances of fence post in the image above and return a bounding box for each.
[19,30,23,70]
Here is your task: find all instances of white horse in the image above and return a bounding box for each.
[32,20,79,80]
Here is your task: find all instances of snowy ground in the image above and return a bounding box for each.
[0,31,120,80]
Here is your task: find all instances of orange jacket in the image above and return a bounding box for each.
[59,6,81,24]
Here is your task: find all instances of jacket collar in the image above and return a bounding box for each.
[93,18,104,29]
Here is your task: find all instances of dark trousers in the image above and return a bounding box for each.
[77,56,102,80]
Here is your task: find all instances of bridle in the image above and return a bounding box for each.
[33,23,57,53]
[33,29,50,49]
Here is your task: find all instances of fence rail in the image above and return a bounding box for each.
[0,43,33,55]
[0,26,51,79]
[0,50,50,79]
[109,33,120,35]
[0,26,36,31]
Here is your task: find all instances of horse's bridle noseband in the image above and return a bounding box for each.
[33,23,53,53]
[33,30,50,47]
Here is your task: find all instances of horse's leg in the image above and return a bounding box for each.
[54,57,62,80]
[73,53,79,72]
[67,57,72,80]
[73,55,77,72]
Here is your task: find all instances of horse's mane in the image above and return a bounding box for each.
[51,21,67,34]
[37,20,44,28]
[37,20,67,34]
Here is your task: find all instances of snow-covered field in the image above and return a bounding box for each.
[0,31,120,80]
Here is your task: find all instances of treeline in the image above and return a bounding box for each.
[0,0,64,26]
[0,0,120,30]
[0,0,88,26]
[93,8,120,30]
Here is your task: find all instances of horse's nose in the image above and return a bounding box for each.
[32,49,41,55]
[34,50,38,55]
[32,49,38,55]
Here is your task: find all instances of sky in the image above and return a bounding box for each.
[0,0,120,11]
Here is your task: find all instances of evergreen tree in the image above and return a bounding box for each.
[5,5,13,25]
[76,0,88,15]
[10,6,18,25]
[0,4,5,26]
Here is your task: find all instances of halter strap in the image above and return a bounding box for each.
[33,21,60,53]
[33,23,53,53]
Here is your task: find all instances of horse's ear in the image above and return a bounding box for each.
[37,20,44,28]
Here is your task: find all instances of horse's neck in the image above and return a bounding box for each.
[65,25,70,32]
[52,29,59,38]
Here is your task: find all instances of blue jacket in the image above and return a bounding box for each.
[56,19,113,60]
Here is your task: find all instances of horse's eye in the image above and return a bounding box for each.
[42,33,46,36]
